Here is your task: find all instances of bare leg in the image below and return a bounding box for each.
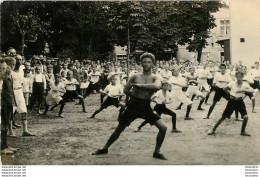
[153,119,167,153]
[153,119,168,160]
[92,123,127,155]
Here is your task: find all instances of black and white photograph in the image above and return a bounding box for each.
[0,0,260,176]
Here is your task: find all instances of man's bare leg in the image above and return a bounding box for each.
[92,123,127,155]
[153,119,167,160]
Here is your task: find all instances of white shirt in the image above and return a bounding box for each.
[64,78,79,91]
[33,73,47,89]
[228,81,251,98]
[103,84,124,97]
[23,77,32,93]
[49,82,66,98]
[160,70,172,79]
[213,72,232,88]
[196,68,212,79]
[153,90,171,104]
[89,72,101,83]
[169,75,186,90]
[242,73,254,84]
[249,68,260,80]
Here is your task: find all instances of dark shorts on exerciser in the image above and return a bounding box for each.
[251,80,260,90]
[101,96,120,109]
[213,87,230,102]
[63,90,79,101]
[119,96,161,126]
[1,106,13,129]
[222,96,247,118]
[154,104,175,116]
[245,92,254,99]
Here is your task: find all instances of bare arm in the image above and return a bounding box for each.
[123,75,136,96]
[223,86,231,94]
[133,75,161,90]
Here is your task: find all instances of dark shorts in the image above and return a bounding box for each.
[32,82,44,101]
[63,90,79,100]
[207,78,213,86]
[213,87,230,102]
[154,104,176,117]
[1,106,13,129]
[119,97,161,127]
[222,97,247,118]
[251,80,260,90]
[101,96,120,109]
[245,92,254,99]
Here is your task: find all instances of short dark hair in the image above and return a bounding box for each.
[235,69,244,77]
[140,52,155,63]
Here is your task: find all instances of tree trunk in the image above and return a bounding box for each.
[21,33,25,55]
[197,49,202,63]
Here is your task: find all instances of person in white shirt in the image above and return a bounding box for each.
[205,64,232,119]
[169,68,193,120]
[208,70,254,136]
[23,70,32,107]
[63,71,86,112]
[30,65,46,114]
[89,75,124,118]
[160,64,172,80]
[43,74,66,118]
[196,63,211,104]
[84,67,101,97]
[248,61,260,91]
[234,66,258,119]
[134,80,182,133]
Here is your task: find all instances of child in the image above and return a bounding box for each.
[134,79,182,133]
[208,70,254,136]
[63,71,86,112]
[1,58,18,154]
[168,68,193,119]
[30,65,46,113]
[43,74,66,117]
[204,64,232,119]
[89,75,124,118]
[23,69,32,108]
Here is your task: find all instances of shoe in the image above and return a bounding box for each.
[22,132,36,137]
[153,152,167,160]
[184,117,194,120]
[240,132,251,136]
[92,149,108,155]
[7,147,19,152]
[1,148,14,155]
[134,128,141,132]
[205,102,210,105]
[203,117,209,119]
[172,129,182,133]
[197,107,204,110]
[13,122,22,128]
[82,110,87,113]
[208,130,215,135]
[175,107,181,110]
[8,134,17,137]
[88,116,95,119]
[252,110,256,113]
[235,119,242,121]
[58,114,65,118]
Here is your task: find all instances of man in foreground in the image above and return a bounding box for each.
[92,52,168,160]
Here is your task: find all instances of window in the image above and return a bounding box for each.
[220,20,230,36]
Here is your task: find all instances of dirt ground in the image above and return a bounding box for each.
[1,93,260,165]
